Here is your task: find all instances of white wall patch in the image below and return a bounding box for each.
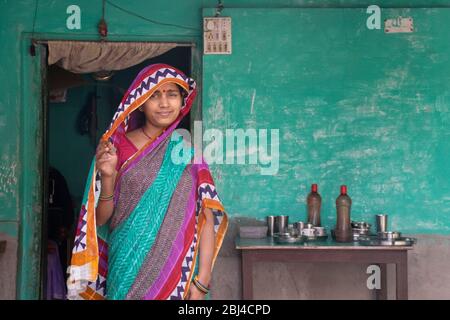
[203,17,232,54]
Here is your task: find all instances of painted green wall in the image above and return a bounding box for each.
[1,0,448,220]
[0,0,449,299]
[203,7,450,234]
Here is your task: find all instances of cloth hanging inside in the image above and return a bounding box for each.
[47,41,177,73]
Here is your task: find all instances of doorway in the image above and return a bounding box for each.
[41,43,192,299]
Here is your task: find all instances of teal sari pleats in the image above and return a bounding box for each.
[107,133,193,300]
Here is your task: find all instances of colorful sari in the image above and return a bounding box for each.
[66,64,228,300]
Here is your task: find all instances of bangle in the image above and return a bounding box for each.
[192,276,209,294]
[99,194,114,201]
[193,280,208,295]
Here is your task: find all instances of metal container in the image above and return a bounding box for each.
[350,221,372,241]
[352,228,370,235]
[351,221,371,230]
[358,235,417,246]
[266,216,275,236]
[277,232,291,237]
[293,221,304,234]
[275,215,289,234]
[266,216,275,237]
[376,214,388,233]
[391,237,417,246]
[304,223,315,229]
[301,227,316,237]
[377,231,401,240]
[314,226,326,237]
[273,233,304,244]
[287,224,299,237]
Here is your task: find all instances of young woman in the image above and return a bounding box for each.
[67,64,228,300]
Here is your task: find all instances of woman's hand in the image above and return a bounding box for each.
[187,284,207,300]
[95,140,118,177]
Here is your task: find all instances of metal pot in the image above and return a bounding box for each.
[351,221,371,229]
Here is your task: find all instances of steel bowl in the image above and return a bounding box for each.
[377,231,401,240]
[287,226,300,237]
[301,228,316,237]
[351,221,371,229]
[273,233,304,243]
[275,232,291,238]
[304,223,315,229]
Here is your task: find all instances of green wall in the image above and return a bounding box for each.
[0,0,449,299]
[203,7,450,234]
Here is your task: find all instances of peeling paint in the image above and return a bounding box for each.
[0,161,18,197]
[250,89,256,114]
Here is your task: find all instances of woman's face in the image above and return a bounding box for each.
[141,82,184,129]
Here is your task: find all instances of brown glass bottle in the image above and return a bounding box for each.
[307,184,322,226]
[335,185,352,242]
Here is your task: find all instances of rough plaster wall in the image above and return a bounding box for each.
[211,218,450,300]
[408,235,450,299]
[0,233,17,300]
[203,8,450,235]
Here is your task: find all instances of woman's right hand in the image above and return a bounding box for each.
[95,140,118,177]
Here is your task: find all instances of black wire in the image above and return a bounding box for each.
[102,0,106,20]
[36,32,201,38]
[215,0,224,17]
[105,0,199,31]
[30,0,39,54]
[32,0,39,36]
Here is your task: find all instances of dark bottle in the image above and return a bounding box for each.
[307,184,322,226]
[335,185,352,242]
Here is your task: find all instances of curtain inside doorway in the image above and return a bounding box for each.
[47,41,177,73]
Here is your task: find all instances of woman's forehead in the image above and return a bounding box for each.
[156,82,180,91]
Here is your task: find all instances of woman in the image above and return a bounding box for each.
[66,64,228,300]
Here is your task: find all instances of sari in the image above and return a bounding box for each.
[66,64,228,300]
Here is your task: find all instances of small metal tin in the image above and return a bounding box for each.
[301,228,316,237]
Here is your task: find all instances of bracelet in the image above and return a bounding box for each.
[193,280,208,295]
[99,194,114,201]
[192,276,210,294]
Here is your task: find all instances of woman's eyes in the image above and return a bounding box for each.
[150,92,179,99]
